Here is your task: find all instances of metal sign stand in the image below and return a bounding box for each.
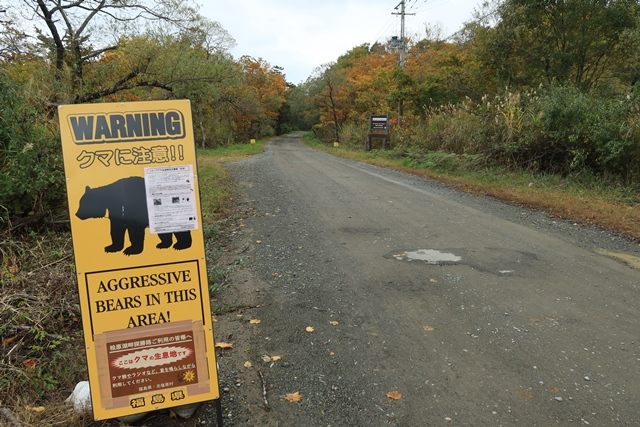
[215,398,224,426]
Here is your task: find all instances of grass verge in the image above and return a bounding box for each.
[303,134,640,240]
[0,141,265,426]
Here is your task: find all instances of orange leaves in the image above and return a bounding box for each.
[386,390,402,400]
[283,391,302,403]
[22,358,38,369]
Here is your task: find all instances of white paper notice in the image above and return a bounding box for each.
[144,165,198,234]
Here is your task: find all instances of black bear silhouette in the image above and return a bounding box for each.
[76,176,192,255]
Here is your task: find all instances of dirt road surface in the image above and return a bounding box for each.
[202,133,640,426]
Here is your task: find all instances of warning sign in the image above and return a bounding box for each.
[58,100,219,421]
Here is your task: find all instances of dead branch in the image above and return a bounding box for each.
[257,370,270,411]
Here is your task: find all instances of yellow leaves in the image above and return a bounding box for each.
[25,405,45,413]
[283,391,302,403]
[249,319,262,325]
[244,361,253,369]
[386,390,402,400]
[329,320,339,326]
[215,342,233,350]
[260,354,282,363]
[423,325,435,332]
[305,326,314,333]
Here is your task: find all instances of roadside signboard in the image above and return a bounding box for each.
[370,114,389,132]
[58,100,219,420]
[367,114,390,150]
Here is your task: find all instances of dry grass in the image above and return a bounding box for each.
[0,228,89,426]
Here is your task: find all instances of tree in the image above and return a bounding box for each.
[15,0,232,103]
[307,64,351,142]
[487,0,640,88]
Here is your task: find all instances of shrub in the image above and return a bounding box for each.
[338,121,368,148]
[0,72,66,222]
[312,122,338,143]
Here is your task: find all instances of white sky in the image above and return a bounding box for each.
[201,0,485,84]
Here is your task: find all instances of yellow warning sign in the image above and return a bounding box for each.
[58,100,219,420]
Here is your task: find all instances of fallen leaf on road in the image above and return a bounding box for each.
[215,342,233,349]
[305,326,314,333]
[284,391,302,403]
[514,388,535,401]
[329,320,339,326]
[423,325,435,332]
[429,278,438,283]
[25,406,45,413]
[249,319,261,325]
[271,355,282,361]
[386,390,402,400]
[244,361,252,368]
[261,355,272,363]
[329,351,336,356]
[256,240,262,244]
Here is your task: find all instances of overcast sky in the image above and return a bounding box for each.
[201,0,484,84]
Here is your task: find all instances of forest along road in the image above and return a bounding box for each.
[215,133,640,426]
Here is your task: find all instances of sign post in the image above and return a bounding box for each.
[367,114,390,151]
[58,100,219,421]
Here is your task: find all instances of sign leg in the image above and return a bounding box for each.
[215,398,224,427]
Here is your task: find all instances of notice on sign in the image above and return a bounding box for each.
[107,329,197,398]
[145,165,198,234]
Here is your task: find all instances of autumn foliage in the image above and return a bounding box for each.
[293,1,640,185]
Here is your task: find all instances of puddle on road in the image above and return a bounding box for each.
[391,249,462,265]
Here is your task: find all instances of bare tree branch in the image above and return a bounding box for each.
[81,44,117,61]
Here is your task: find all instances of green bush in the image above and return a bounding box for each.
[0,72,65,222]
[338,121,368,147]
[390,86,640,183]
[312,122,338,143]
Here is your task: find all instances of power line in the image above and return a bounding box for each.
[369,14,397,47]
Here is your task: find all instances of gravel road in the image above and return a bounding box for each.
[204,133,640,426]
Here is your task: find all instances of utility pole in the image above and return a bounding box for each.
[392,0,414,126]
[392,0,415,69]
